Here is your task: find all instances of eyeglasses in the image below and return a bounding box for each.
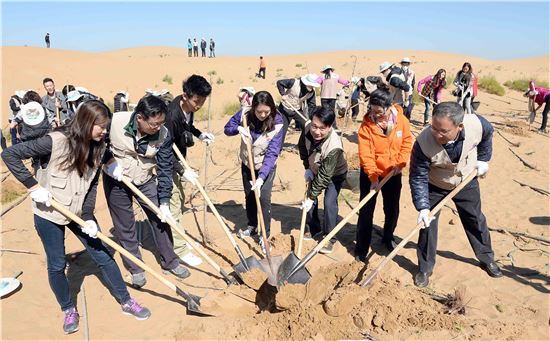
[139,114,165,129]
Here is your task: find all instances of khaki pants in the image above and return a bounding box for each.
[169,172,191,257]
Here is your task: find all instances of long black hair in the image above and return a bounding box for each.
[59,100,112,176]
[247,91,277,132]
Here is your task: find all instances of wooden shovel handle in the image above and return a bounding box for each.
[281,100,309,123]
[49,199,178,293]
[359,170,477,287]
[418,93,437,106]
[120,177,226,275]
[241,115,273,264]
[296,187,309,258]
[173,145,240,249]
[312,169,397,253]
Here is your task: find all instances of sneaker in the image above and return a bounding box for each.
[131,272,146,288]
[355,254,367,263]
[237,226,257,239]
[121,298,151,320]
[180,252,203,267]
[537,128,548,134]
[414,271,431,287]
[63,307,79,334]
[303,231,313,241]
[170,264,191,279]
[320,241,335,254]
[383,238,398,252]
[259,237,272,255]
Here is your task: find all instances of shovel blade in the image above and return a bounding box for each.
[258,256,285,287]
[276,252,312,286]
[232,256,264,278]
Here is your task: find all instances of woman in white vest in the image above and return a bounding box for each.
[298,106,348,254]
[224,91,284,254]
[1,101,150,335]
[317,65,349,126]
[409,102,502,288]
[276,74,319,143]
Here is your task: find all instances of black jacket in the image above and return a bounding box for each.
[165,95,203,173]
[386,67,411,92]
[409,114,493,211]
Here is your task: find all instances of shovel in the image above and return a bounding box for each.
[120,177,237,285]
[359,171,477,287]
[277,169,397,287]
[172,145,263,279]
[49,199,208,316]
[242,114,284,286]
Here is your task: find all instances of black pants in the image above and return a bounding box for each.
[351,98,359,120]
[258,67,266,79]
[188,48,192,57]
[539,94,550,131]
[355,171,402,257]
[404,95,414,120]
[306,176,345,243]
[103,174,180,274]
[279,104,307,147]
[241,163,276,236]
[201,47,206,57]
[417,178,495,273]
[193,46,198,57]
[321,98,337,128]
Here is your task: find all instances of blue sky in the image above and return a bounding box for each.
[1,1,548,59]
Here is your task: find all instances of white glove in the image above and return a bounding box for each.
[104,161,123,181]
[370,181,379,191]
[417,209,434,229]
[237,126,251,144]
[158,204,173,223]
[301,198,314,212]
[183,169,199,184]
[304,169,314,182]
[404,99,410,108]
[82,220,98,238]
[30,186,52,207]
[476,161,489,178]
[199,132,215,145]
[250,178,264,196]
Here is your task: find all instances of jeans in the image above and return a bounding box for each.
[201,48,206,57]
[351,98,359,120]
[355,171,402,257]
[209,49,215,57]
[417,178,495,273]
[306,176,345,243]
[404,95,414,120]
[34,215,131,311]
[423,99,432,123]
[241,163,276,236]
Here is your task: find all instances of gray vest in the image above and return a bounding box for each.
[305,122,348,177]
[239,110,283,170]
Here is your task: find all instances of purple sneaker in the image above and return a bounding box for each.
[121,298,151,320]
[63,307,79,334]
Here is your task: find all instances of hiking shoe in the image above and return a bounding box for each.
[414,271,431,287]
[303,231,313,241]
[482,261,503,278]
[180,252,203,267]
[63,307,79,334]
[122,298,151,320]
[237,226,257,239]
[320,241,335,254]
[170,264,191,279]
[131,272,146,288]
[538,128,548,134]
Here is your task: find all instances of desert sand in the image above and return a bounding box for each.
[1,46,549,340]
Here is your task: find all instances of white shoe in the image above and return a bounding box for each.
[180,252,203,267]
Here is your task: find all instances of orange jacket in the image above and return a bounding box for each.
[357,105,413,182]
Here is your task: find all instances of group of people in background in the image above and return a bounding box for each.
[4,53,549,335]
[187,38,215,58]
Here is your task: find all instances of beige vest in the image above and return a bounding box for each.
[281,79,314,113]
[239,110,283,170]
[389,72,407,104]
[109,111,168,185]
[305,123,348,176]
[34,132,100,225]
[417,114,482,190]
[320,73,340,99]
